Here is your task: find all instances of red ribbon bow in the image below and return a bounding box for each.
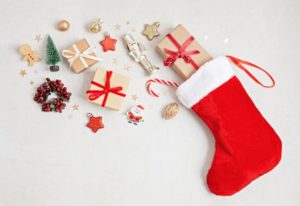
[86,71,126,107]
[163,34,200,69]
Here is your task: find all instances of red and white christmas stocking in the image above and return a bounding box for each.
[176,56,282,196]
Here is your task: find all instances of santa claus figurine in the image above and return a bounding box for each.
[126,105,144,125]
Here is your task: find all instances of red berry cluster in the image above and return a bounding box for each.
[34,78,71,112]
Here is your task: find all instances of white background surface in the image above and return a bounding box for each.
[0,0,299,205]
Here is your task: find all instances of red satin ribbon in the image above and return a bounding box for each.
[163,34,200,70]
[226,55,275,88]
[86,71,126,107]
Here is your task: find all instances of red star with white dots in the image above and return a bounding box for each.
[100,35,117,52]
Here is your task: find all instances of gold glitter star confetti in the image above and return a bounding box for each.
[19,69,27,77]
[112,58,118,65]
[123,64,131,71]
[72,103,79,111]
[132,94,138,101]
[162,90,169,96]
[34,34,42,42]
[142,22,160,40]
[114,24,121,31]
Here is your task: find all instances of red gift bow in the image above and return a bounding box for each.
[86,70,126,107]
[226,55,275,88]
[163,33,200,69]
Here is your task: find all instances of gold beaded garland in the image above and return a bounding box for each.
[57,20,70,31]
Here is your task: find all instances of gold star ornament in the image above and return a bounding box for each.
[142,22,160,41]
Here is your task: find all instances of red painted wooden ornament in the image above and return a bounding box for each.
[86,113,104,133]
[100,34,117,52]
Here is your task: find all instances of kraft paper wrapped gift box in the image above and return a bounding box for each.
[62,39,100,73]
[86,68,130,110]
[156,24,212,80]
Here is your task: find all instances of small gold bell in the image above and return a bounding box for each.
[88,19,103,33]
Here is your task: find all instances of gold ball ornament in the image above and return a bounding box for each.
[57,20,70,31]
[88,19,103,33]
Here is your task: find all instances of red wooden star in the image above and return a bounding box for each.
[87,115,104,133]
[100,35,117,52]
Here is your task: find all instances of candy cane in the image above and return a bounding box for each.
[146,78,180,97]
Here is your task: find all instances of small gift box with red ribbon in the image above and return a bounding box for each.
[156,24,212,80]
[86,68,129,110]
[62,39,102,73]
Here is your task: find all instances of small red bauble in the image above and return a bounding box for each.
[33,78,71,113]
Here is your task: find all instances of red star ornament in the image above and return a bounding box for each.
[87,113,104,133]
[100,35,117,52]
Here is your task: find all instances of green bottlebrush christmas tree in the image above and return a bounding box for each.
[46,35,61,72]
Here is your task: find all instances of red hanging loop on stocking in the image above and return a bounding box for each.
[226,55,275,88]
